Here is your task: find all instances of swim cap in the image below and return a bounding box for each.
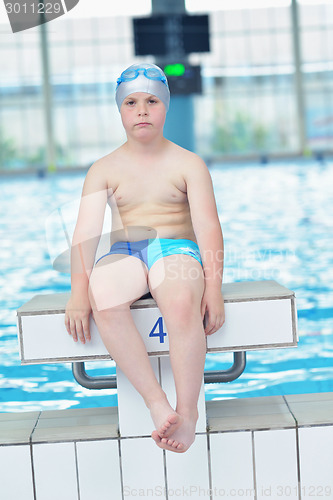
[115,63,170,112]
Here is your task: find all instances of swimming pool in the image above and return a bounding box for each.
[1,160,332,412]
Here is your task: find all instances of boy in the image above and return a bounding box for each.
[65,63,225,453]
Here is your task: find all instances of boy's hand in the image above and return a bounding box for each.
[201,287,225,336]
[65,295,92,344]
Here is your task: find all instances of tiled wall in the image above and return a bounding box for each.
[1,393,333,500]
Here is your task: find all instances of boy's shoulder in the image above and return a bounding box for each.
[169,142,209,182]
[168,141,206,169]
[83,148,124,194]
[86,147,125,181]
[166,142,212,188]
[89,147,122,172]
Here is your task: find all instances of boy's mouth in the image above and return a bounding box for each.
[136,122,151,126]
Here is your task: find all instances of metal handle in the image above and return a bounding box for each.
[72,362,117,389]
[204,352,246,384]
[72,352,246,390]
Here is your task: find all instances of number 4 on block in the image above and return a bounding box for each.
[149,317,167,344]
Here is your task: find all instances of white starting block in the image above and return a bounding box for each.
[17,280,297,442]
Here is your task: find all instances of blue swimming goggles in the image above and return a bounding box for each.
[116,67,168,90]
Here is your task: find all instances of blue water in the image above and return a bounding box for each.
[1,161,333,412]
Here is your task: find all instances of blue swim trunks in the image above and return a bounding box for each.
[95,238,202,270]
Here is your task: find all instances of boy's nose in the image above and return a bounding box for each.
[138,103,148,115]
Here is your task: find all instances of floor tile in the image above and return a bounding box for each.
[254,429,298,500]
[210,431,254,499]
[0,412,39,444]
[32,407,119,442]
[207,398,295,432]
[33,442,78,500]
[76,440,122,500]
[0,444,34,499]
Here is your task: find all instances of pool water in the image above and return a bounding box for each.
[1,161,333,412]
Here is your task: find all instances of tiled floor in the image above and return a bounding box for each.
[1,393,333,500]
[206,395,296,431]
[33,406,119,443]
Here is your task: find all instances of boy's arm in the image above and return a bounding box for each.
[185,157,225,335]
[65,161,109,342]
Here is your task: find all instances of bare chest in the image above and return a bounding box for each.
[110,169,187,208]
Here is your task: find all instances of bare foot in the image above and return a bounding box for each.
[151,414,197,453]
[148,399,183,438]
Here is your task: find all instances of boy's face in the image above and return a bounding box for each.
[120,92,166,140]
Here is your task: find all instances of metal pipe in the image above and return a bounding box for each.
[291,0,307,154]
[72,362,117,389]
[39,3,56,172]
[72,352,246,390]
[204,352,246,384]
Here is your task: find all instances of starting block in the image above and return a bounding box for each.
[17,280,297,441]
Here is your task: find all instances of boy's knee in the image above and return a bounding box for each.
[164,287,198,324]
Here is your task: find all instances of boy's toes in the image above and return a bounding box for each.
[159,421,171,435]
[167,413,179,426]
[153,435,187,453]
[158,413,182,438]
[162,438,184,450]
[161,437,173,446]
[172,440,184,450]
[151,430,161,444]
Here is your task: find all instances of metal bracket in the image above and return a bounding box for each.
[204,352,246,384]
[72,362,117,389]
[72,352,246,390]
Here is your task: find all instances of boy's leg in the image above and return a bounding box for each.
[148,255,206,452]
[88,254,181,433]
